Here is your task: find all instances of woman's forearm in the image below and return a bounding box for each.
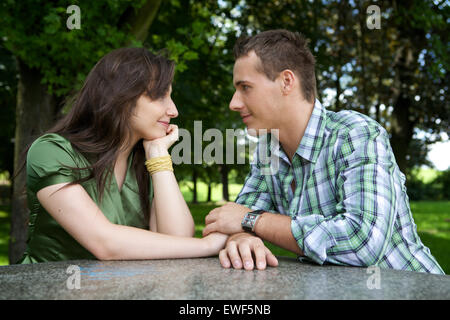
[37,182,219,262]
[101,223,216,260]
[151,170,195,237]
[145,144,194,237]
[149,201,158,232]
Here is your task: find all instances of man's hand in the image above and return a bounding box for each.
[219,232,278,270]
[203,202,251,237]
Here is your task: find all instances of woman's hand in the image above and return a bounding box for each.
[143,124,179,159]
[203,232,229,255]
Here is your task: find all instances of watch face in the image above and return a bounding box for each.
[242,211,262,231]
[248,214,258,223]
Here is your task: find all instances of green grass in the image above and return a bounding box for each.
[409,201,450,273]
[0,205,10,266]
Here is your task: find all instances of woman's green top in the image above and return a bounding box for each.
[19,133,151,263]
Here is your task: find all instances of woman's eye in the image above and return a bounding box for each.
[242,85,249,91]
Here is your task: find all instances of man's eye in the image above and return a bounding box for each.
[242,85,249,91]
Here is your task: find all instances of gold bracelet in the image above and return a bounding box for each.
[145,155,173,175]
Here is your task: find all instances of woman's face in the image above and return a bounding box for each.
[129,86,178,142]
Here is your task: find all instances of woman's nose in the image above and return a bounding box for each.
[167,99,178,118]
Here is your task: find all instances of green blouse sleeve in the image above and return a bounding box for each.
[26,133,80,194]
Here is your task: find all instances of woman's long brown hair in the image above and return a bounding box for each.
[16,47,175,221]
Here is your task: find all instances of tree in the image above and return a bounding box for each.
[387,0,449,173]
[322,0,449,174]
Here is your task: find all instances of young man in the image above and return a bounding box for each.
[202,29,444,274]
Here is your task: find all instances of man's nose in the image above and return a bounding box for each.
[229,91,243,112]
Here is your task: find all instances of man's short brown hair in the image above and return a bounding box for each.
[234,29,317,103]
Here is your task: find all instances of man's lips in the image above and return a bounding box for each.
[240,114,252,123]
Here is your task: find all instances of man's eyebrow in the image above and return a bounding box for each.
[234,80,250,87]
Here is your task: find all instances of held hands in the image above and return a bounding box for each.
[203,202,278,270]
[203,232,229,255]
[143,124,179,159]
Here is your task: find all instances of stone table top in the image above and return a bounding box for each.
[0,257,449,300]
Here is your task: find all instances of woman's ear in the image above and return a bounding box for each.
[279,69,296,95]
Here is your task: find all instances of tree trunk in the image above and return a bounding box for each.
[335,71,342,111]
[120,0,162,44]
[375,76,383,124]
[390,94,414,175]
[220,165,229,202]
[9,60,58,264]
[389,0,424,176]
[192,167,198,204]
[207,183,212,202]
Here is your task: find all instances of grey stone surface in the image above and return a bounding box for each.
[0,257,448,299]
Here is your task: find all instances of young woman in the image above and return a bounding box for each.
[18,47,227,263]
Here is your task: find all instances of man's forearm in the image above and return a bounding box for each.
[253,212,304,256]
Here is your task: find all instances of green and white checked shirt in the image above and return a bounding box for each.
[236,100,444,274]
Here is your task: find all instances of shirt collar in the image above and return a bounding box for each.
[270,99,327,164]
[296,99,327,163]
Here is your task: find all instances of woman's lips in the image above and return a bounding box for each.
[158,121,169,128]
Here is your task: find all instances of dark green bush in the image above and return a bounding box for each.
[406,169,450,201]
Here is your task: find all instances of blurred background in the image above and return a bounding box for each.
[0,0,448,272]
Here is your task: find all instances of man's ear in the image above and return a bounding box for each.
[279,69,296,95]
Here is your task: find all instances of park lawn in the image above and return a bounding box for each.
[409,201,450,274]
[0,205,10,266]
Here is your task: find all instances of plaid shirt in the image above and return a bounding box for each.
[236,100,444,274]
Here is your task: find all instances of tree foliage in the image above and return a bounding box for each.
[0,0,448,185]
[226,0,449,174]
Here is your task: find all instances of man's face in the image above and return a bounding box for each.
[229,51,282,135]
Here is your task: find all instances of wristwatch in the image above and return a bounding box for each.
[241,210,264,233]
